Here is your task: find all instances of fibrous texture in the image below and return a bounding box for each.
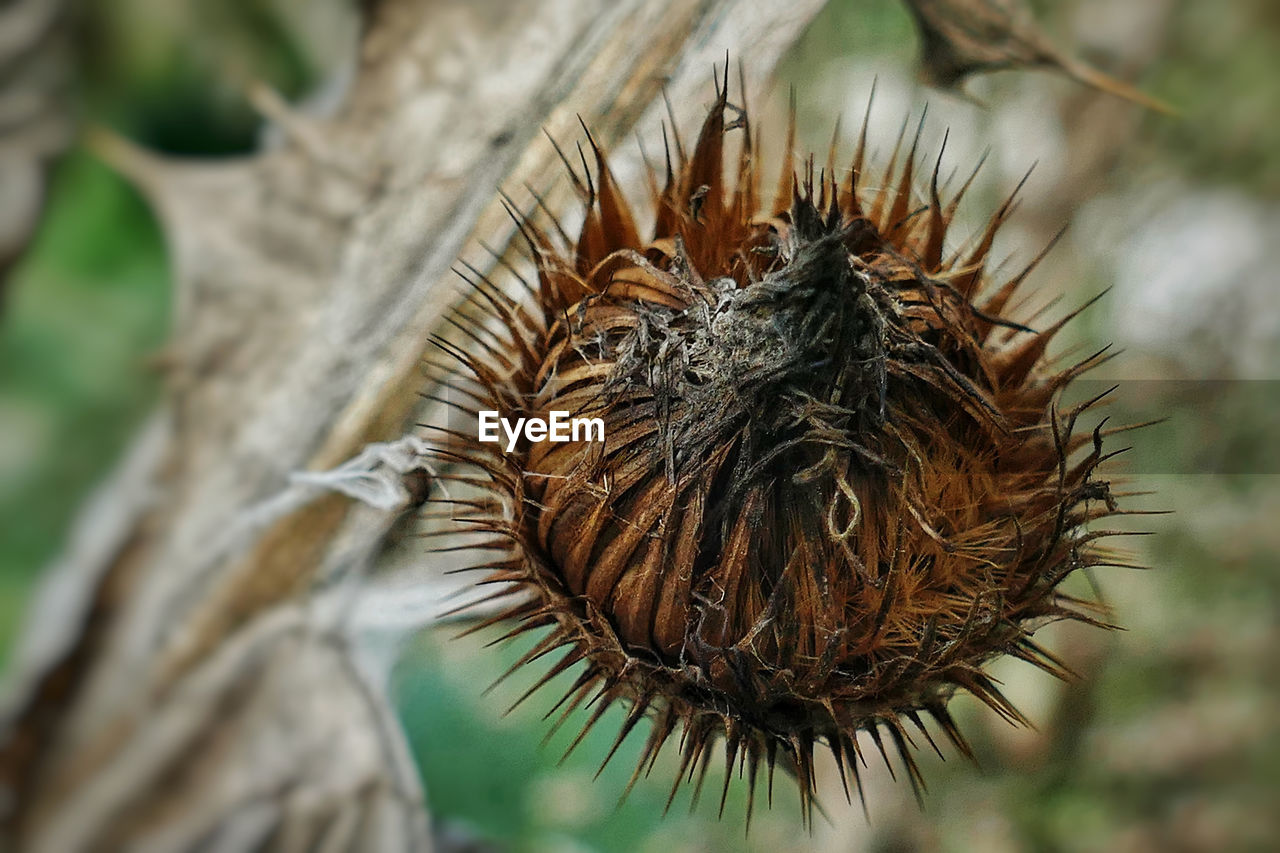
[428,74,1138,820]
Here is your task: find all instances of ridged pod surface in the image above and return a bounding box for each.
[428,74,1138,820]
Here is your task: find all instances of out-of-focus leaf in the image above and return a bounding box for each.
[901,0,1174,113]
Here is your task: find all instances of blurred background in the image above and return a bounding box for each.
[1,0,1276,850]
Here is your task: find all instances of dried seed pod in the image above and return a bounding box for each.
[430,74,1135,819]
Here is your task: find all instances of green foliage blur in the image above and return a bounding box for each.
[1,0,1276,851]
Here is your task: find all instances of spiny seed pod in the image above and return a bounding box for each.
[428,73,1137,820]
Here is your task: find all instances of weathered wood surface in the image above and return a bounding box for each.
[0,0,827,850]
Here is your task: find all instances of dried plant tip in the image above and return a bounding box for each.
[433,75,1135,816]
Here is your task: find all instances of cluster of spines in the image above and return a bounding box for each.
[411,71,1156,826]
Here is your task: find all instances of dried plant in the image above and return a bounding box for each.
[428,72,1141,822]
[902,0,1174,114]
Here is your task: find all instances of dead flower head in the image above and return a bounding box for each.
[427,72,1137,821]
